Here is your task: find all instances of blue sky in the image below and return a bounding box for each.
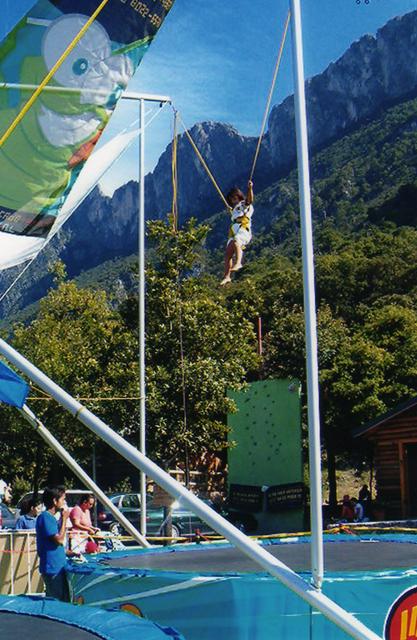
[3,0,417,195]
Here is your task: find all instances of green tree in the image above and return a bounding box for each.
[7,279,140,486]
[121,217,260,468]
[263,301,389,507]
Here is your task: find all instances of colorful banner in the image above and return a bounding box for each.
[0,127,138,269]
[0,0,174,266]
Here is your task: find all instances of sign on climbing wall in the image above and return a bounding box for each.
[228,484,263,512]
[266,482,305,511]
[227,379,304,533]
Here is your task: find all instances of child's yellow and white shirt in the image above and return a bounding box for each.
[228,201,254,247]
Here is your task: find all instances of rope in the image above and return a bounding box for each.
[28,396,142,401]
[28,385,142,402]
[175,110,231,211]
[171,109,179,231]
[174,11,290,205]
[30,385,50,398]
[169,110,191,485]
[248,9,291,182]
[0,0,111,149]
[178,296,190,486]
[0,256,37,305]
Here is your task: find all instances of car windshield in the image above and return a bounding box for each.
[121,494,140,508]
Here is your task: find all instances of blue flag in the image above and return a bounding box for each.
[0,361,29,408]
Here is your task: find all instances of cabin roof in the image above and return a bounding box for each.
[353,395,417,438]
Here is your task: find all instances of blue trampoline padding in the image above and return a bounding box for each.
[66,534,417,639]
[0,595,184,640]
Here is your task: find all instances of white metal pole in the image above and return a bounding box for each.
[290,0,324,591]
[139,98,147,536]
[26,530,31,594]
[0,83,171,104]
[0,338,381,640]
[19,404,150,548]
[9,531,14,595]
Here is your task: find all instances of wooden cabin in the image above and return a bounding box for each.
[353,397,417,519]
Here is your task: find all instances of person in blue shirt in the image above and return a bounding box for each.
[15,497,42,530]
[36,486,70,601]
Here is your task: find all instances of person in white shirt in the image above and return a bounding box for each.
[220,180,254,286]
[0,480,12,504]
[0,479,7,502]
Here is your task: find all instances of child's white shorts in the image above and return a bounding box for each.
[227,226,252,247]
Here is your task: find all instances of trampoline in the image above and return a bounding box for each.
[66,533,417,640]
[100,536,417,573]
[0,594,184,640]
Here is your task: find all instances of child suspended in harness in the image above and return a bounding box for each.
[220,180,254,286]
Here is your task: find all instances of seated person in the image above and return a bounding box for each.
[340,494,355,522]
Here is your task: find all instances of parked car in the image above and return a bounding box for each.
[0,502,17,529]
[97,493,215,539]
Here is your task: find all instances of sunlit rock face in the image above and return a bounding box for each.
[268,10,417,170]
[144,121,272,222]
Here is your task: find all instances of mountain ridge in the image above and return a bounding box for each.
[2,8,417,316]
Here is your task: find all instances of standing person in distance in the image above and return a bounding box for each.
[35,486,70,601]
[220,180,254,286]
[70,494,100,553]
[358,484,371,519]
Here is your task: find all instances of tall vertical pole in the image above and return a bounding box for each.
[257,316,263,357]
[290,0,324,590]
[139,98,147,536]
[92,444,97,526]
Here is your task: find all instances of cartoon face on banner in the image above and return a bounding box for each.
[0,0,174,238]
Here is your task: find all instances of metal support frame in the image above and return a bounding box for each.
[290,0,324,591]
[138,98,147,536]
[0,83,171,104]
[20,404,150,548]
[0,337,381,640]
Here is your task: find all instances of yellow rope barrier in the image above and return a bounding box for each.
[0,0,111,149]
[249,9,291,182]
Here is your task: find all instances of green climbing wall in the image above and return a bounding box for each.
[228,379,304,533]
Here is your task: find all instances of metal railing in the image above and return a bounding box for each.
[0,530,43,595]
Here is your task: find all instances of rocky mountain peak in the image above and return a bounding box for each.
[267,9,417,169]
